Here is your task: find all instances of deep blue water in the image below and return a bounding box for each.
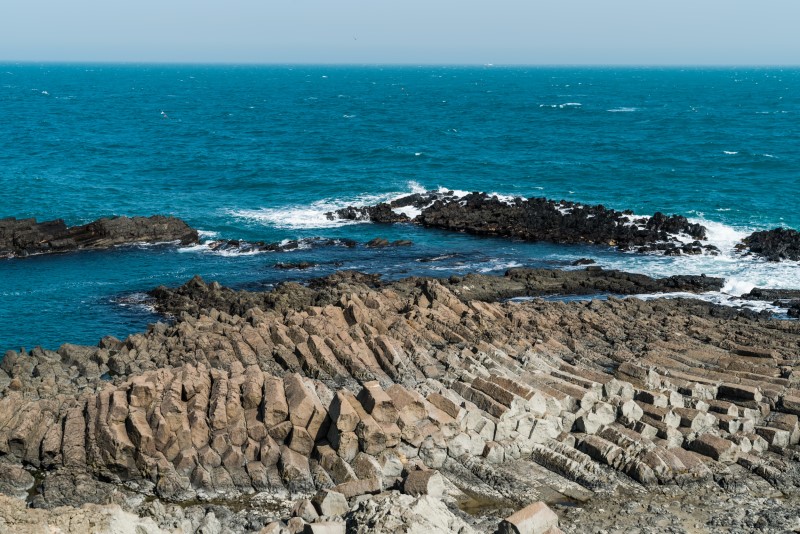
[1,65,799,351]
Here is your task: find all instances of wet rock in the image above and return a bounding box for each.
[332,191,711,256]
[742,227,800,261]
[275,262,317,270]
[0,215,198,258]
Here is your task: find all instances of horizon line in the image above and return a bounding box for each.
[2,60,800,68]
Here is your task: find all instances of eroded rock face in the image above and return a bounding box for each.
[1,271,799,532]
[0,215,198,258]
[329,191,716,256]
[742,227,800,261]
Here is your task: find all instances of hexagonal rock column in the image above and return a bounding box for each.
[499,501,561,534]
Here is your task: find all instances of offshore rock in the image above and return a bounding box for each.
[0,215,198,258]
[330,191,715,256]
[742,227,800,261]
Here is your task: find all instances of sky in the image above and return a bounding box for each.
[1,0,799,65]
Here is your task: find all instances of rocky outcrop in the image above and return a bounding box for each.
[0,215,198,258]
[150,268,724,319]
[741,288,800,318]
[328,191,716,256]
[741,227,800,261]
[1,271,799,532]
[205,237,357,255]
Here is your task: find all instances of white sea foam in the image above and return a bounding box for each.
[229,182,431,230]
[631,292,786,314]
[607,107,638,112]
[555,202,573,216]
[477,260,522,273]
[540,102,582,109]
[178,243,211,254]
[723,151,738,155]
[197,230,219,239]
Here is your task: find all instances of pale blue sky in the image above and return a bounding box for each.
[1,0,798,64]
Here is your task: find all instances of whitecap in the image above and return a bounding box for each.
[197,230,219,239]
[761,153,776,158]
[607,107,638,112]
[230,182,428,230]
[723,151,738,155]
[631,291,787,315]
[178,243,211,254]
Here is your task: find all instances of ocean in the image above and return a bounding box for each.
[1,64,798,352]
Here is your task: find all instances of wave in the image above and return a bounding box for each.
[607,107,638,112]
[723,151,738,155]
[602,214,799,292]
[231,181,431,230]
[112,292,157,314]
[540,102,582,109]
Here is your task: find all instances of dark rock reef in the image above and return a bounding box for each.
[741,227,800,261]
[1,269,799,532]
[742,288,800,318]
[0,215,198,258]
[329,191,717,257]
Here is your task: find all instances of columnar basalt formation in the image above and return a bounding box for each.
[1,271,799,532]
[0,215,199,258]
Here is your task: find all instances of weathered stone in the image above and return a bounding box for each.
[312,489,350,517]
[500,501,559,534]
[403,469,445,498]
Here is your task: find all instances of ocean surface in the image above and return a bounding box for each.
[1,64,799,352]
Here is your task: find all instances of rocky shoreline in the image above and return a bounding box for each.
[1,268,799,532]
[0,215,199,258]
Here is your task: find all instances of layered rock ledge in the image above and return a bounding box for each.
[1,270,799,532]
[0,215,199,258]
[329,191,716,256]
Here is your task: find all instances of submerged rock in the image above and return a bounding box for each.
[0,215,198,258]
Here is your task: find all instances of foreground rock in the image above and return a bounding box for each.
[1,270,799,532]
[329,191,716,256]
[0,215,198,258]
[0,494,169,534]
[741,227,800,261]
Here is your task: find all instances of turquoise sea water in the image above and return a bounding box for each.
[1,65,799,351]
